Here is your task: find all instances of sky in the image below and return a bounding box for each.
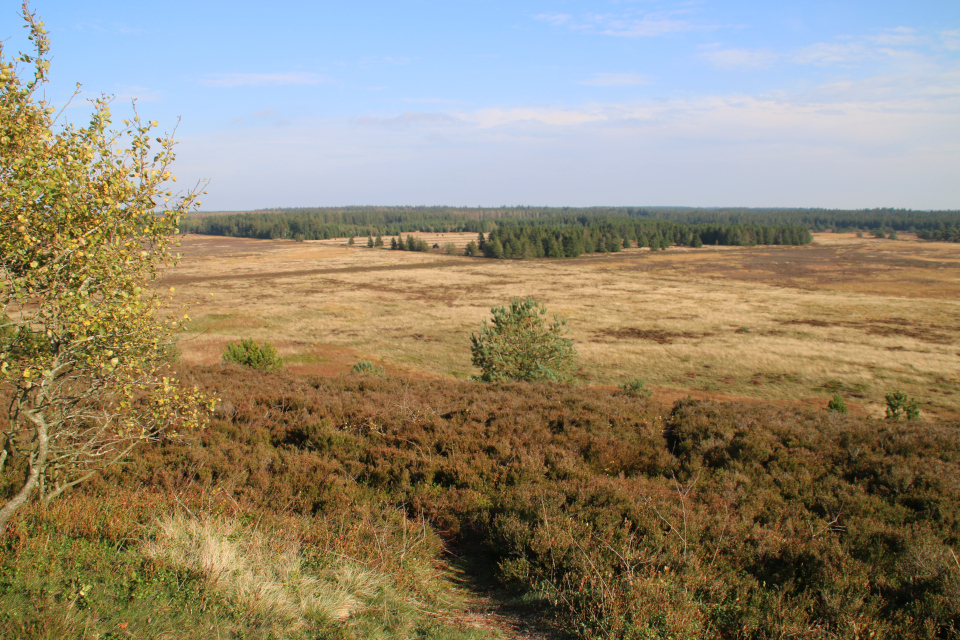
[3,1,959,210]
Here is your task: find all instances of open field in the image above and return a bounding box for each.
[164,232,960,418]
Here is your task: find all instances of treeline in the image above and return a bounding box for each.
[181,205,960,241]
[917,225,960,242]
[474,220,811,258]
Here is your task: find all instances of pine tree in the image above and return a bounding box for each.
[470,298,577,383]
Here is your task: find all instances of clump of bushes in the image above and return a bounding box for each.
[885,389,920,420]
[222,338,283,371]
[350,360,385,376]
[619,379,652,397]
[827,392,848,413]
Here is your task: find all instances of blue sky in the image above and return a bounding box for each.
[4,1,959,209]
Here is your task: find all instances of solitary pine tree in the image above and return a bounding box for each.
[470,298,577,383]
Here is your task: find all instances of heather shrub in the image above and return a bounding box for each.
[6,365,959,639]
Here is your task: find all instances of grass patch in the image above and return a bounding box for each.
[166,235,960,417]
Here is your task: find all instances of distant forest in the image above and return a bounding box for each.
[383,220,812,258]
[180,206,960,245]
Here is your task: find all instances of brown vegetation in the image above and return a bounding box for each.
[6,365,958,638]
[165,232,960,418]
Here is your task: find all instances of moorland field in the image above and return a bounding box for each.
[168,232,960,419]
[3,230,960,640]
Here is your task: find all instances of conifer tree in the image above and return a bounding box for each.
[471,298,577,383]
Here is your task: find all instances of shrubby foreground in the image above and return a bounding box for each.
[2,365,958,638]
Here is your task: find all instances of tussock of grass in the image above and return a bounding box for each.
[142,513,382,628]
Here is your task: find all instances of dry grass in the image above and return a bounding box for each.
[142,513,385,632]
[164,233,960,418]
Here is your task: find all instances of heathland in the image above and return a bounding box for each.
[3,229,959,639]
[168,231,960,419]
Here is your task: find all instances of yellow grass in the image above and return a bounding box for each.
[165,233,960,418]
[142,513,384,630]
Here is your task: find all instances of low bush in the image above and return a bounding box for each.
[471,298,577,383]
[350,360,385,376]
[222,338,283,371]
[886,389,920,420]
[618,379,652,397]
[827,392,848,413]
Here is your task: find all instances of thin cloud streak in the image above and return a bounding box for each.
[535,10,710,37]
[701,48,778,70]
[579,73,652,86]
[201,72,327,88]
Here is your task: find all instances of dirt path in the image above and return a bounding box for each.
[440,551,560,640]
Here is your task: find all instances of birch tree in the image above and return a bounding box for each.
[0,3,212,533]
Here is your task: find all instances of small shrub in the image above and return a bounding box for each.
[827,393,848,413]
[222,338,283,371]
[619,379,652,397]
[885,389,919,420]
[443,243,459,256]
[470,298,577,383]
[351,360,385,376]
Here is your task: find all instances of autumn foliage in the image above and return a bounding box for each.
[4,365,950,638]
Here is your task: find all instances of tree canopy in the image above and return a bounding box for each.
[0,3,210,533]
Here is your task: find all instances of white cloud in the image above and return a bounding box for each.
[790,28,950,67]
[536,10,707,37]
[112,85,162,103]
[74,21,146,35]
[353,112,460,127]
[201,72,327,88]
[579,73,652,87]
[401,97,465,104]
[358,55,416,69]
[177,86,960,209]
[942,29,960,51]
[175,27,960,211]
[701,48,778,70]
[534,13,572,27]
[866,27,923,47]
[792,41,867,65]
[466,107,609,128]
